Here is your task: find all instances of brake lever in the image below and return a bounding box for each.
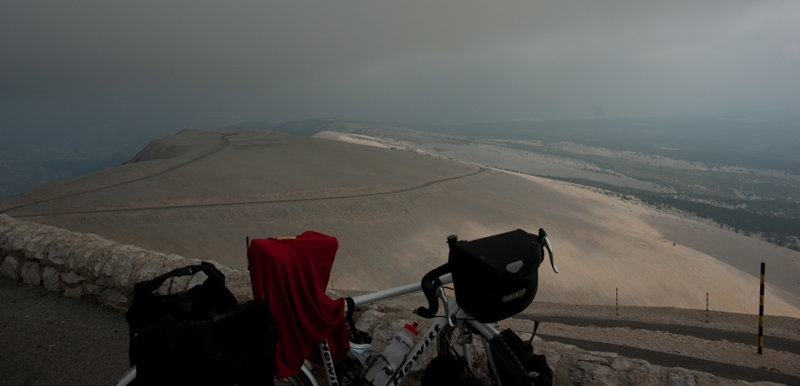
[437,286,454,327]
[543,235,558,274]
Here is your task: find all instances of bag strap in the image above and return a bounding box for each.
[134,262,224,294]
[196,320,221,360]
[343,297,372,344]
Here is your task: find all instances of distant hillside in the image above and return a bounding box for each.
[222,122,277,130]
[279,117,800,250]
[0,153,133,201]
[278,117,800,174]
[0,124,174,201]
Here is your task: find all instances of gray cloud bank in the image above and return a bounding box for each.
[2,0,799,132]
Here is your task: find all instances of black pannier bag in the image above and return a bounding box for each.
[137,300,277,386]
[491,329,553,386]
[449,229,543,323]
[421,355,483,386]
[126,262,277,386]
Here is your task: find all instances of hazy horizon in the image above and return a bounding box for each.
[3,0,800,138]
[3,0,800,200]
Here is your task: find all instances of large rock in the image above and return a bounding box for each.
[578,353,610,366]
[113,249,148,288]
[161,254,189,272]
[627,370,660,386]
[21,261,41,285]
[129,252,165,286]
[225,269,253,303]
[44,231,82,265]
[567,361,622,386]
[61,270,85,285]
[631,359,662,376]
[99,245,139,278]
[1,224,32,254]
[206,260,240,283]
[14,223,54,254]
[186,270,209,289]
[610,357,632,371]
[150,277,173,296]
[66,234,116,274]
[667,369,696,386]
[100,289,129,310]
[355,309,386,331]
[30,229,62,260]
[169,275,192,294]
[23,234,46,259]
[0,215,21,238]
[42,266,61,292]
[23,226,59,260]
[0,256,20,279]
[83,282,103,296]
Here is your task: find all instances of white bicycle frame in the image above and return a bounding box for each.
[312,274,502,386]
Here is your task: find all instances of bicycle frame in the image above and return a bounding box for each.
[348,274,454,311]
[314,275,501,386]
[384,299,499,386]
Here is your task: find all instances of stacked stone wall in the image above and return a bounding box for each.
[0,214,252,309]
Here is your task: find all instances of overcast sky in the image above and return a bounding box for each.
[2,0,799,130]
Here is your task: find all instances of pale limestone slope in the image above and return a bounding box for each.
[2,129,798,317]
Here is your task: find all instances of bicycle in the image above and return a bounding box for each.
[115,228,558,386]
[283,229,558,386]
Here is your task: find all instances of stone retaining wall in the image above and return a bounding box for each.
[355,306,787,386]
[0,214,252,309]
[0,215,786,385]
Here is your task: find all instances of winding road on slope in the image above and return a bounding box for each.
[526,315,800,355]
[516,315,800,384]
[537,335,800,384]
[0,132,236,214]
[10,167,486,218]
[1,130,487,218]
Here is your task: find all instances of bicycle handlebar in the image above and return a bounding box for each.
[414,263,451,318]
[415,229,557,318]
[539,228,558,274]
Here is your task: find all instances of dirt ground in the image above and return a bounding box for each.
[0,278,130,386]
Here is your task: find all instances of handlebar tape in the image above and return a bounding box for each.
[414,262,451,319]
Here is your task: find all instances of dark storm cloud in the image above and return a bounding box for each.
[2,0,799,126]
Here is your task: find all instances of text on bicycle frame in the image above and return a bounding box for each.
[389,323,442,385]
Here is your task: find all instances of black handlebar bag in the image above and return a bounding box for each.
[126,262,276,386]
[449,229,543,323]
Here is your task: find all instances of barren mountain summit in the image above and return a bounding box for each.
[2,128,799,317]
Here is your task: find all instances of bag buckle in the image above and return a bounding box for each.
[178,266,194,276]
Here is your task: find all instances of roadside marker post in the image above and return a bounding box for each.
[758,262,765,355]
[706,292,709,324]
[616,287,619,317]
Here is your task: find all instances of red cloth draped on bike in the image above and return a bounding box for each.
[248,231,350,380]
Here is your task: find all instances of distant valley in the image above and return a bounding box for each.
[276,117,800,251]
